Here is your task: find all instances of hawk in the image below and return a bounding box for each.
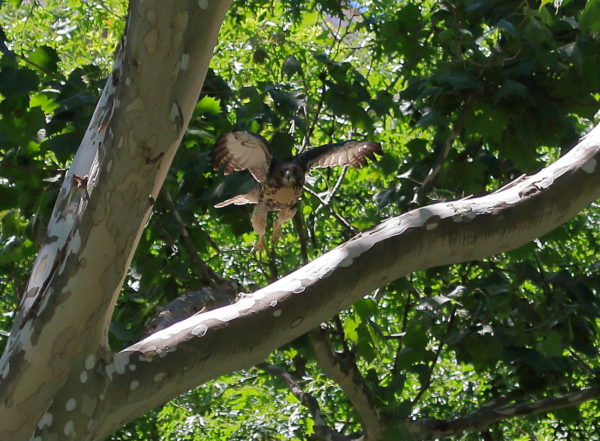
[211,131,382,252]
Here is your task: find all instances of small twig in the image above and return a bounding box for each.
[567,348,597,378]
[304,186,356,234]
[300,78,327,154]
[258,362,360,441]
[160,188,222,286]
[324,166,348,205]
[411,97,474,206]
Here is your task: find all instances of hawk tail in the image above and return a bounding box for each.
[214,189,259,208]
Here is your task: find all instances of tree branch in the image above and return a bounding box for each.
[411,98,474,206]
[406,384,600,438]
[159,187,222,285]
[258,362,360,441]
[88,122,600,439]
[0,2,233,439]
[310,327,384,441]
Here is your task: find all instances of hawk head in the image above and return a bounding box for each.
[268,163,305,188]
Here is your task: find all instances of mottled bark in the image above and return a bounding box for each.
[0,1,232,440]
[0,0,598,440]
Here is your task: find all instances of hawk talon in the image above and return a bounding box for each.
[252,237,267,254]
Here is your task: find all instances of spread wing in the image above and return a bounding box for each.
[211,131,272,182]
[293,140,382,170]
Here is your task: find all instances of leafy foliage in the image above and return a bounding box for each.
[1,0,599,440]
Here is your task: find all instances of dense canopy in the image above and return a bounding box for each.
[0,1,599,440]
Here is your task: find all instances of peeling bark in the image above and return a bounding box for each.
[0,1,232,440]
[0,0,599,439]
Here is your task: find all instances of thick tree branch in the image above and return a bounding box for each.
[309,327,384,441]
[147,284,238,334]
[95,123,599,438]
[0,2,233,440]
[406,384,600,438]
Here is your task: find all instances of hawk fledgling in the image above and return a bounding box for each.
[211,131,382,252]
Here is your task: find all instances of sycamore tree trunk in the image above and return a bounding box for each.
[0,1,599,441]
[0,2,232,440]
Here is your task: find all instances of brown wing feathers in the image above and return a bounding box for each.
[293,140,382,170]
[211,131,272,182]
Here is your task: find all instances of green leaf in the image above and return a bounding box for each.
[464,106,508,143]
[536,331,563,357]
[580,0,600,34]
[0,67,38,97]
[465,334,503,362]
[196,95,221,115]
[493,79,528,104]
[29,46,59,74]
[282,55,302,77]
[343,317,359,344]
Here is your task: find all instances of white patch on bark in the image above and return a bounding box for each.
[191,324,208,337]
[237,296,256,311]
[129,363,137,371]
[426,222,438,230]
[69,231,81,254]
[64,420,75,436]
[198,0,208,9]
[85,353,96,370]
[65,398,77,412]
[154,372,167,382]
[144,28,159,54]
[273,309,282,317]
[105,364,114,379]
[146,8,157,24]
[37,412,53,429]
[130,380,140,391]
[0,360,9,379]
[126,97,146,113]
[180,53,190,70]
[114,353,130,375]
[291,317,303,328]
[169,103,181,122]
[80,371,88,383]
[139,355,153,362]
[582,158,596,174]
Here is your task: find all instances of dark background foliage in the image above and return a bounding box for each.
[0,0,598,439]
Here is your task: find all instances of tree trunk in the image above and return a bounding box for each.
[1,1,599,440]
[0,2,232,440]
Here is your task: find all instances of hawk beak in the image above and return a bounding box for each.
[283,169,294,184]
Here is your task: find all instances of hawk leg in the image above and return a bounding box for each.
[272,206,297,247]
[251,202,268,253]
